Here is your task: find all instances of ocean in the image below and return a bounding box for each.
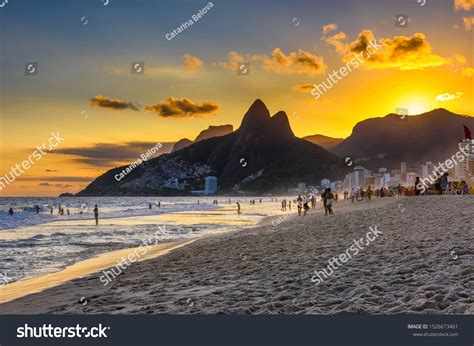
[0,196,289,284]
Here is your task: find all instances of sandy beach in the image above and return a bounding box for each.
[0,240,195,304]
[1,196,473,314]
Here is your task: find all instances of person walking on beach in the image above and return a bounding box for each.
[50,206,53,215]
[366,186,372,202]
[324,188,334,215]
[236,202,241,214]
[93,204,99,225]
[440,173,449,194]
[296,195,302,216]
[321,189,328,215]
[303,199,309,216]
[8,207,14,216]
[288,200,291,211]
[311,195,316,209]
[460,180,469,195]
[414,177,422,195]
[326,188,334,215]
[350,188,355,203]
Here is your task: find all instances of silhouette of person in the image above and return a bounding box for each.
[93,205,99,225]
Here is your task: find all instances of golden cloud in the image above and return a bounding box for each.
[462,67,474,76]
[323,23,338,33]
[435,92,464,101]
[217,49,326,74]
[452,54,474,76]
[454,0,473,11]
[145,98,220,118]
[293,84,315,92]
[324,29,448,70]
[322,30,348,55]
[90,95,140,111]
[463,16,474,31]
[184,53,204,70]
[252,48,326,75]
[216,51,247,70]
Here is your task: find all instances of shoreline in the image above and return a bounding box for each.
[1,196,472,314]
[0,205,278,304]
[0,239,195,304]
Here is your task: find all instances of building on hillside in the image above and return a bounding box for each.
[297,182,307,193]
[459,138,474,183]
[205,176,218,194]
[400,162,407,183]
[321,179,330,189]
[353,166,365,189]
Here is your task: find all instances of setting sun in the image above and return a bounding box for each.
[407,102,431,115]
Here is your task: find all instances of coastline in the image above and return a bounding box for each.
[0,240,195,304]
[1,196,472,314]
[0,204,276,305]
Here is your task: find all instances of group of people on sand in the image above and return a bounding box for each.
[288,187,337,217]
[414,173,470,195]
[346,186,373,203]
[281,199,292,211]
[342,175,471,200]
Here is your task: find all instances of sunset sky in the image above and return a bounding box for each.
[0,0,473,196]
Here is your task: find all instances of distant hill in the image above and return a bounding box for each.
[332,108,474,170]
[77,100,347,196]
[171,125,233,152]
[171,138,193,152]
[303,134,343,150]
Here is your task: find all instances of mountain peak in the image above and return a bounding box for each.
[270,111,295,139]
[238,99,271,132]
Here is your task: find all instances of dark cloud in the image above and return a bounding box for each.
[19,177,93,182]
[52,142,173,167]
[145,98,220,118]
[90,95,140,111]
[38,183,73,188]
[293,84,315,92]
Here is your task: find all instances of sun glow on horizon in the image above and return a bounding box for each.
[396,93,433,115]
[407,102,431,115]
